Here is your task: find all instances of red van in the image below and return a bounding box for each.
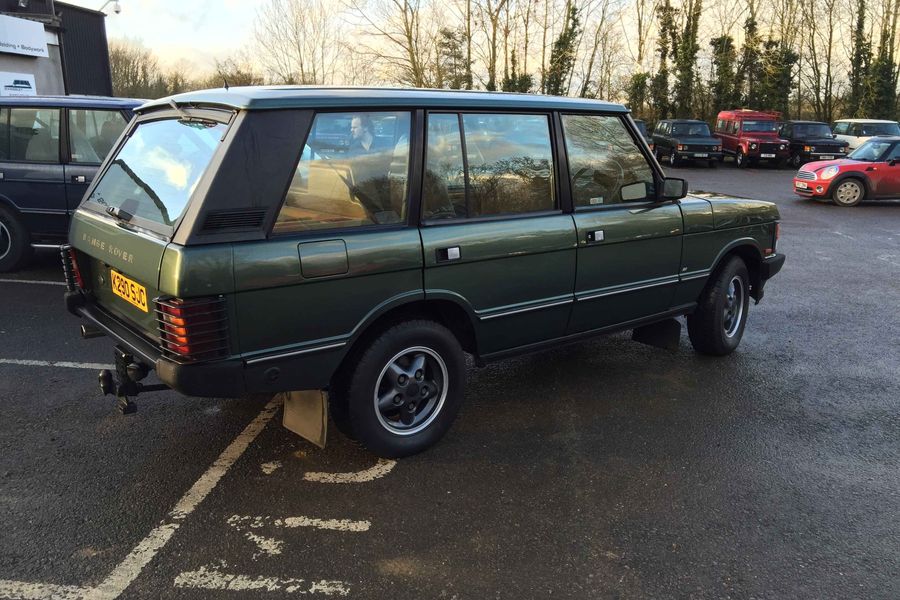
[714,109,789,168]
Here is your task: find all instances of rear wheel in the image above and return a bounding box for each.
[0,206,32,272]
[332,320,465,458]
[688,256,750,356]
[831,179,864,207]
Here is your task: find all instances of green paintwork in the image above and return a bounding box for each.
[708,197,779,229]
[158,244,235,297]
[420,214,577,354]
[678,196,715,234]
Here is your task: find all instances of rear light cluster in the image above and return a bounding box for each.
[60,245,84,291]
[156,296,229,362]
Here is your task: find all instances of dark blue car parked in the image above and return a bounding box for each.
[0,95,143,271]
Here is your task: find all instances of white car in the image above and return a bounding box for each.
[832,119,900,150]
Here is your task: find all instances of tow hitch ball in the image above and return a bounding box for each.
[98,346,167,414]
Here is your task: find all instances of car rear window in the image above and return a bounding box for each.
[83,118,226,233]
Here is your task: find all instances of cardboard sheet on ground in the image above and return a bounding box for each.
[280,390,328,448]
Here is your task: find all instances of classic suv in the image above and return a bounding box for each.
[832,118,900,151]
[63,87,785,458]
[0,95,142,271]
[714,109,789,168]
[779,120,848,167]
[652,119,723,167]
[793,136,900,206]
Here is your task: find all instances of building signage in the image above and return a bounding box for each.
[0,14,48,58]
[0,72,36,96]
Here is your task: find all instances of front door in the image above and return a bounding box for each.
[559,113,683,334]
[419,112,576,355]
[872,142,900,198]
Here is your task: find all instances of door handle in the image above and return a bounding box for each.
[71,175,86,183]
[586,230,604,243]
[436,246,461,262]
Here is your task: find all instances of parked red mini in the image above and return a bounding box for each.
[793,136,900,206]
[714,109,790,168]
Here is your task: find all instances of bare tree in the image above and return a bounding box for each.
[254,0,346,84]
[108,39,166,98]
[800,0,840,121]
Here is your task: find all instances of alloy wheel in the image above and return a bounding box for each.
[373,346,449,435]
[723,276,745,338]
[0,221,11,262]
[834,180,862,206]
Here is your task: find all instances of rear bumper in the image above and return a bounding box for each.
[761,253,785,280]
[65,291,246,397]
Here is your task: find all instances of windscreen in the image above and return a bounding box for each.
[794,123,833,138]
[742,120,778,133]
[84,118,227,233]
[672,122,711,136]
[848,140,892,161]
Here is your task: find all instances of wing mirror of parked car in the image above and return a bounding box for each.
[661,177,689,201]
[889,159,897,166]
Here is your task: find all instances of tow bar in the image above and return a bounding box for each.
[98,346,168,414]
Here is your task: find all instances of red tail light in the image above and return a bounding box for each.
[61,245,84,290]
[156,296,228,362]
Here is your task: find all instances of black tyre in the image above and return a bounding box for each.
[708,159,718,169]
[831,178,864,207]
[334,320,465,458]
[735,149,747,168]
[790,153,803,168]
[687,256,750,356]
[0,206,32,272]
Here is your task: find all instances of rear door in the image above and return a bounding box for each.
[64,107,130,213]
[0,106,67,237]
[561,113,683,334]
[419,111,576,355]
[232,110,424,390]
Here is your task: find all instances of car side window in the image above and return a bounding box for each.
[6,107,60,162]
[731,121,740,134]
[886,143,900,161]
[716,119,725,132]
[562,114,656,207]
[423,113,555,219]
[69,109,129,164]
[273,111,412,234]
[833,122,849,135]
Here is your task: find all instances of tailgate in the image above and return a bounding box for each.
[69,208,167,338]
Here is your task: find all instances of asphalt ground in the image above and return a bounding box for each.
[1,163,899,599]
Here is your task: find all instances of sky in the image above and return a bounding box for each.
[60,0,259,72]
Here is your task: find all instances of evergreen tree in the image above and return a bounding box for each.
[760,40,799,117]
[847,0,872,117]
[501,50,533,92]
[436,28,471,90]
[737,17,763,107]
[709,35,739,111]
[626,72,651,118]
[545,2,581,96]
[649,0,677,120]
[672,0,702,118]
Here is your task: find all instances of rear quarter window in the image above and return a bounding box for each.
[83,118,227,233]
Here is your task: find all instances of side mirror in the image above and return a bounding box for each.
[620,181,649,202]
[832,134,838,139]
[662,177,688,201]
[889,159,897,167]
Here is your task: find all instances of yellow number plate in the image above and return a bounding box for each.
[110,270,148,313]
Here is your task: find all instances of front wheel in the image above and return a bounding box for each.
[687,256,750,356]
[334,320,465,458]
[831,179,864,207]
[735,149,747,168]
[669,149,680,167]
[790,153,803,168]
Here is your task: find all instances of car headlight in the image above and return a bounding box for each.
[750,143,758,150]
[820,166,840,180]
[779,144,785,150]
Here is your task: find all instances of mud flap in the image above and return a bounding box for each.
[631,318,682,352]
[280,390,328,449]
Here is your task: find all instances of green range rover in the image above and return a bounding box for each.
[63,87,785,458]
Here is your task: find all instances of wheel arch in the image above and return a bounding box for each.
[0,194,23,217]
[331,295,479,387]
[707,239,765,302]
[830,173,870,198]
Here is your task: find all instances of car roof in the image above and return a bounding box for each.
[0,95,145,109]
[662,119,707,124]
[138,86,629,114]
[861,135,900,142]
[834,118,898,124]
[787,120,829,125]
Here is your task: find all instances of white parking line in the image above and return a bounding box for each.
[0,396,284,600]
[174,563,349,596]
[0,278,66,286]
[0,359,112,370]
[227,514,371,558]
[303,458,396,484]
[0,580,90,600]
